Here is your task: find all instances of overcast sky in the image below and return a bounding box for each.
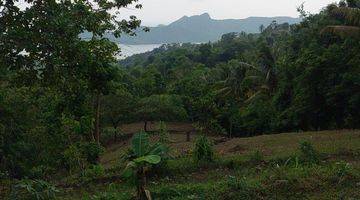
[121,0,336,26]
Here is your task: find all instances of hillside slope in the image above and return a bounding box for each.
[57,129,360,200]
[101,127,360,168]
[114,13,300,44]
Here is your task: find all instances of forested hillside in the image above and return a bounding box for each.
[120,18,359,136]
[0,0,359,199]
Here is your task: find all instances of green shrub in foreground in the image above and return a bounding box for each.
[122,131,168,200]
[193,135,214,163]
[299,141,320,164]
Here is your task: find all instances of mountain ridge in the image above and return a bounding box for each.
[110,13,301,44]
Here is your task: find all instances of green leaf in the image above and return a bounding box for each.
[148,143,167,156]
[131,132,150,157]
[122,161,136,178]
[134,155,161,164]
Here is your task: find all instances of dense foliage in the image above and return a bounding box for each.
[0,0,143,178]
[120,0,360,136]
[0,0,359,189]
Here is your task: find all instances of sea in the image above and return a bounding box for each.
[117,44,162,59]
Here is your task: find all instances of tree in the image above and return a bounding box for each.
[216,60,248,102]
[259,24,265,33]
[102,88,136,141]
[0,0,144,177]
[321,0,360,38]
[0,0,144,145]
[136,95,188,132]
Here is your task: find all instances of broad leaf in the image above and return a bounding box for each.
[131,132,150,157]
[134,155,161,164]
[123,161,137,178]
[147,143,168,156]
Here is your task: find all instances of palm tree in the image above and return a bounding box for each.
[215,62,248,102]
[321,1,360,38]
[243,42,278,103]
[215,57,276,104]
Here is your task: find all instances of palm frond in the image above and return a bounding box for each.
[245,90,263,103]
[238,61,261,72]
[215,87,230,96]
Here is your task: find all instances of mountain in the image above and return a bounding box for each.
[116,13,301,44]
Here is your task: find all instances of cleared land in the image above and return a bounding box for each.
[102,124,359,168]
[13,128,359,200]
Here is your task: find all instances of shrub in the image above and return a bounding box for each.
[10,179,59,200]
[122,132,168,200]
[299,141,319,164]
[193,135,214,163]
[63,144,87,174]
[28,165,55,179]
[333,161,352,183]
[249,150,264,165]
[63,142,105,174]
[81,165,105,183]
[207,119,227,136]
[157,121,170,143]
[81,142,105,165]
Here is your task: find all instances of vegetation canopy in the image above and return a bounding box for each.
[0,0,359,199]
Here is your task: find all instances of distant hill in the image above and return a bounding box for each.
[114,13,301,44]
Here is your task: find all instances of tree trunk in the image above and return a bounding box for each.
[137,167,147,200]
[144,121,148,132]
[114,128,117,142]
[229,121,233,139]
[94,91,101,145]
[186,131,191,142]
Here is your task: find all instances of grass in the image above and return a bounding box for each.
[4,129,360,199]
[63,157,360,199]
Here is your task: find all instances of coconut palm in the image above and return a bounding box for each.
[215,62,248,102]
[243,42,278,103]
[215,57,276,104]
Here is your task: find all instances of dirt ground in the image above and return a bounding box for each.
[101,123,360,168]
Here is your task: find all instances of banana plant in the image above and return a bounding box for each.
[123,132,167,200]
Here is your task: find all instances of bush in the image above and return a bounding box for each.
[207,119,227,136]
[10,179,59,200]
[81,165,105,183]
[63,142,105,174]
[249,150,264,165]
[299,141,319,164]
[28,165,55,179]
[333,161,352,183]
[157,121,170,143]
[63,144,87,174]
[82,142,105,165]
[193,135,214,163]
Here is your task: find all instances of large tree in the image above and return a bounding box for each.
[102,87,136,141]
[0,0,144,144]
[0,0,144,176]
[136,95,188,132]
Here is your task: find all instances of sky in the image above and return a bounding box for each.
[121,0,336,26]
